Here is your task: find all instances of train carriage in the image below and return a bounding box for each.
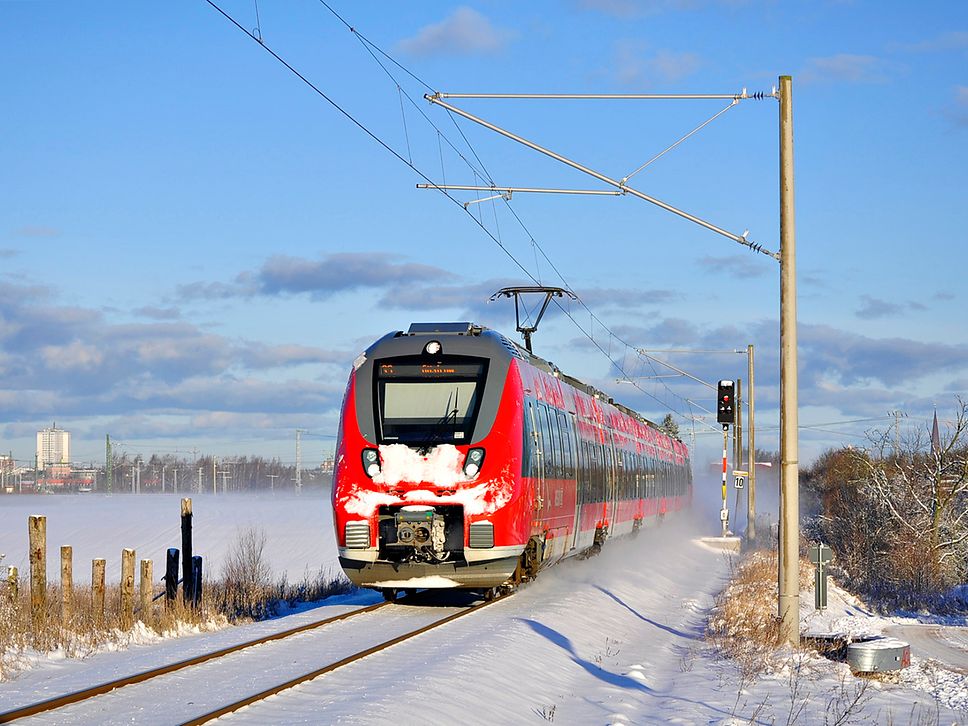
[332,322,691,597]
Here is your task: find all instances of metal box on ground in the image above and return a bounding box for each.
[847,638,911,673]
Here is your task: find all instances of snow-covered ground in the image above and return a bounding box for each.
[0,492,338,584]
[1,493,967,724]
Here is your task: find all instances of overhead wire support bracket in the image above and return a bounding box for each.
[417,184,623,197]
[461,191,511,208]
[425,93,780,261]
[433,91,773,101]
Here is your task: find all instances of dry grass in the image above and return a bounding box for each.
[707,552,878,725]
[1,527,355,682]
[1,575,354,682]
[0,577,235,681]
[706,550,812,677]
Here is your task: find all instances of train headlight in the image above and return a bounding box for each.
[362,448,381,478]
[424,340,442,356]
[463,447,485,478]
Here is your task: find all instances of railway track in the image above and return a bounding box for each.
[1,591,506,725]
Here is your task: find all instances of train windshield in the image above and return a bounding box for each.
[375,357,487,445]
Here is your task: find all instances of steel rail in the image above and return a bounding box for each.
[0,601,390,723]
[182,594,510,725]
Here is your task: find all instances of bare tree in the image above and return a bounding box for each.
[805,399,968,607]
[852,399,968,593]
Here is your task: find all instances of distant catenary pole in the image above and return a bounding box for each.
[746,344,757,542]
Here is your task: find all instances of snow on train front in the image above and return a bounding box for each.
[331,322,532,595]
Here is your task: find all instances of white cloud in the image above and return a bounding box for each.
[579,0,751,17]
[612,41,702,87]
[800,54,902,85]
[397,7,512,57]
[896,30,968,54]
[947,85,968,127]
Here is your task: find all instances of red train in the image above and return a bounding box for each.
[332,322,691,598]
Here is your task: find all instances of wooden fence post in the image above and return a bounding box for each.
[181,498,193,604]
[61,545,73,627]
[191,556,202,609]
[7,566,18,604]
[28,515,46,629]
[120,549,135,629]
[165,548,179,608]
[139,559,153,625]
[92,559,106,626]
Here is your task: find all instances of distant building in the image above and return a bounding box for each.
[37,424,70,468]
[0,454,13,493]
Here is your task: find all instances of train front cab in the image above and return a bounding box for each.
[332,325,533,590]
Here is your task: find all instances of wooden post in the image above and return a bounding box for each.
[181,498,193,605]
[28,515,47,628]
[121,548,135,629]
[191,556,202,609]
[7,566,18,604]
[165,548,179,608]
[92,559,106,626]
[140,559,153,624]
[61,545,73,627]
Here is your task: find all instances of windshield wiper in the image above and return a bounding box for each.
[420,388,461,451]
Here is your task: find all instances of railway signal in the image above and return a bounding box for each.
[717,380,735,425]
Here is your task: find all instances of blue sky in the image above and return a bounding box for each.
[2,1,966,469]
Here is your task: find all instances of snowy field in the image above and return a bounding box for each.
[1,493,967,723]
[0,492,338,585]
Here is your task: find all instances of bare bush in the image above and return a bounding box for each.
[215,527,274,620]
[806,398,968,611]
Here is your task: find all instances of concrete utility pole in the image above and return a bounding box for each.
[778,74,800,647]
[889,410,906,454]
[295,429,305,494]
[105,435,113,494]
[746,344,757,542]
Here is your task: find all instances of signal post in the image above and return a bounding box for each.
[717,381,735,536]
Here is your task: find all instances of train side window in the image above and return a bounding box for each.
[589,441,602,502]
[559,412,574,479]
[575,430,584,486]
[522,400,536,478]
[540,406,555,479]
[547,407,561,479]
[601,434,615,501]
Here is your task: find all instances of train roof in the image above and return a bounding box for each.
[390,322,677,443]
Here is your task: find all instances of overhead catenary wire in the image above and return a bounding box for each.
[310,1,731,425]
[202,0,724,430]
[309,1,745,418]
[621,99,739,185]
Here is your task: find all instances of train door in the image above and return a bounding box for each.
[602,430,617,534]
[526,400,545,513]
[561,410,580,551]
